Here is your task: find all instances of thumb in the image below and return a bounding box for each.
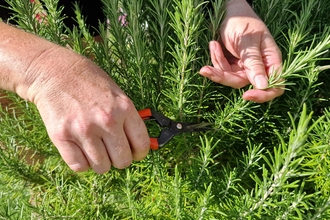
[241,46,268,89]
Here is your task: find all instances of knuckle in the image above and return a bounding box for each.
[72,120,94,137]
[98,111,117,129]
[132,138,150,161]
[92,164,111,174]
[120,94,133,105]
[51,119,94,140]
[69,163,90,172]
[49,124,71,141]
[140,137,151,153]
[244,58,264,70]
[89,155,112,174]
[114,157,132,169]
[97,97,134,128]
[117,95,135,113]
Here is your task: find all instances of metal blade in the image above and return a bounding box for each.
[184,122,214,132]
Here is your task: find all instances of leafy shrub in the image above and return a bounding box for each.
[1,0,330,219]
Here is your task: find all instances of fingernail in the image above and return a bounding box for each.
[209,41,216,46]
[210,41,219,49]
[254,75,268,89]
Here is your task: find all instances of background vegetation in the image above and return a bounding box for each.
[1,0,330,219]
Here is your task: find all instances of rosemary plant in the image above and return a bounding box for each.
[1,0,330,219]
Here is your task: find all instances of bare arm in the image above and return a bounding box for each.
[0,22,150,173]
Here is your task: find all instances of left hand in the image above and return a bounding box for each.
[200,0,284,103]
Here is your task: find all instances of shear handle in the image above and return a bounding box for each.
[139,108,171,127]
[138,108,173,150]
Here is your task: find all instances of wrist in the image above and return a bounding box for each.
[0,22,82,103]
[225,0,256,17]
[23,46,78,104]
[0,22,78,104]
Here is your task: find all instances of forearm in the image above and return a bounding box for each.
[0,22,83,102]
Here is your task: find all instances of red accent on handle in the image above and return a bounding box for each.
[138,108,152,120]
[150,138,159,150]
[139,109,159,150]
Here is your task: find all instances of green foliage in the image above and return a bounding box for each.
[1,0,330,219]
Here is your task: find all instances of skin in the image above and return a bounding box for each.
[200,0,284,103]
[0,22,150,174]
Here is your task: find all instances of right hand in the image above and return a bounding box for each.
[30,48,150,174]
[0,22,150,174]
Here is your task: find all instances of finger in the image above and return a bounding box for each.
[103,129,133,169]
[78,137,112,174]
[52,139,90,172]
[240,43,269,89]
[242,88,284,103]
[260,34,283,83]
[209,41,231,71]
[199,65,249,88]
[124,110,150,161]
[261,34,282,73]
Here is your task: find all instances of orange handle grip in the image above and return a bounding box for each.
[150,138,159,150]
[139,109,159,150]
[138,108,152,120]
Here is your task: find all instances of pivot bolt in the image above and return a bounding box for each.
[176,123,183,129]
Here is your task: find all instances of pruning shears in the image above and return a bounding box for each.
[138,108,214,150]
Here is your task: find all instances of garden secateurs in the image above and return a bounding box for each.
[138,108,213,150]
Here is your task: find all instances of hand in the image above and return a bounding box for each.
[200,0,284,103]
[31,49,150,174]
[0,23,150,174]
